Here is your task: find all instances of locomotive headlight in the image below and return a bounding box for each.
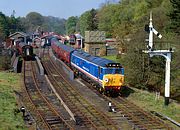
[104,78,109,83]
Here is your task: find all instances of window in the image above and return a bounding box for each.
[105,68,121,74]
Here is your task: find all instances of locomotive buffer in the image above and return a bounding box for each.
[143,12,174,106]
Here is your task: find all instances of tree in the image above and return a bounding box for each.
[98,4,119,37]
[168,0,180,34]
[0,12,9,40]
[0,12,9,39]
[26,12,43,26]
[65,16,78,35]
[87,9,98,31]
[42,16,66,34]
[7,16,25,34]
[25,12,44,32]
[78,9,98,35]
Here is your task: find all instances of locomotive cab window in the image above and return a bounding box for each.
[105,68,121,74]
[115,69,121,74]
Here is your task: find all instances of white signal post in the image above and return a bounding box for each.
[143,12,173,106]
[148,12,162,50]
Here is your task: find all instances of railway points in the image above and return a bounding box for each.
[0,1,179,128]
[47,48,174,129]
[42,49,120,129]
[23,60,74,129]
[8,32,177,129]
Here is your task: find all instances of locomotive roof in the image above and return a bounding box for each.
[73,50,119,67]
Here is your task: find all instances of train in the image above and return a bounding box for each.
[16,42,33,60]
[51,37,124,94]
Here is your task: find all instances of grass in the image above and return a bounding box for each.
[0,71,26,130]
[103,55,180,124]
[102,55,120,62]
[126,87,180,123]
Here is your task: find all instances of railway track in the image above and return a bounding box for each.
[42,49,120,130]
[112,96,172,130]
[79,78,173,130]
[23,60,73,130]
[40,48,172,130]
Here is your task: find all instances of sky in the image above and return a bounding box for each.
[0,0,107,19]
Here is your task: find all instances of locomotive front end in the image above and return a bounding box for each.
[102,63,124,93]
[103,74,124,91]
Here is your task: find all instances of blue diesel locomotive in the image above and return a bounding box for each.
[71,50,124,93]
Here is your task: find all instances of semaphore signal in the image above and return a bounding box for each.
[145,11,162,50]
[143,12,174,106]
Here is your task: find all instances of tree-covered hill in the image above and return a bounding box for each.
[65,0,179,100]
[20,12,66,34]
[0,11,66,41]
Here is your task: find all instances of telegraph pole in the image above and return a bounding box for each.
[143,12,173,106]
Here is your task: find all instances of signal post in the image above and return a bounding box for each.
[143,12,174,106]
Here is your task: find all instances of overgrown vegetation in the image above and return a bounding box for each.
[21,12,66,34]
[0,12,24,42]
[127,87,180,123]
[0,11,66,42]
[77,0,179,100]
[0,49,11,70]
[0,72,26,130]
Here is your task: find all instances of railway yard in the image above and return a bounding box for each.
[0,1,180,129]
[10,47,177,130]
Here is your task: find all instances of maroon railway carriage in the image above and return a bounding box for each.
[51,38,75,64]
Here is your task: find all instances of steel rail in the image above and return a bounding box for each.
[43,60,99,129]
[31,61,74,130]
[23,60,51,130]
[113,97,171,130]
[42,49,119,129]
[80,78,173,130]
[23,60,73,130]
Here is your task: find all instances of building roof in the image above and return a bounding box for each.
[9,32,27,39]
[75,33,83,39]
